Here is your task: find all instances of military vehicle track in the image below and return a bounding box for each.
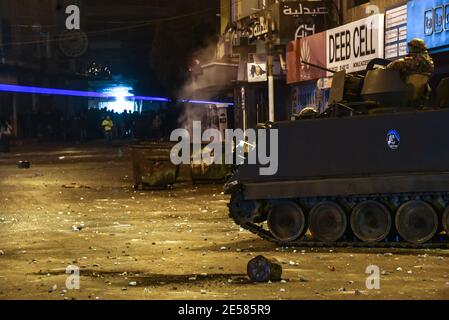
[239,222,449,249]
[229,191,449,249]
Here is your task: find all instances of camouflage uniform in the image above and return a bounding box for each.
[386,38,435,80]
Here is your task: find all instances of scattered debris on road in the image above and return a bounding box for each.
[247,255,283,283]
[17,161,30,169]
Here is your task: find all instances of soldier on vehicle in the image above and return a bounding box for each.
[386,38,435,80]
[387,39,435,107]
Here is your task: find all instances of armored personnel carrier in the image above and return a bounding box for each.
[225,60,449,248]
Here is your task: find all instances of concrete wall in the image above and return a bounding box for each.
[342,0,406,23]
[220,0,231,34]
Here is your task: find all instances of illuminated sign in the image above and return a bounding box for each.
[385,5,408,60]
[326,14,385,74]
[407,0,449,52]
[286,14,385,83]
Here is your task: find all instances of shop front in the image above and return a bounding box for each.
[287,0,449,115]
[231,0,339,128]
[287,13,386,115]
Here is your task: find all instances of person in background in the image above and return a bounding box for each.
[152,113,162,140]
[101,116,114,143]
[0,119,13,152]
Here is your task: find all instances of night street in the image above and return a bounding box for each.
[2,0,449,307]
[0,143,448,300]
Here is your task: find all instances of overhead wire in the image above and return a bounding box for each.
[1,7,217,47]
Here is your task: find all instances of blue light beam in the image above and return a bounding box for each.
[0,84,233,106]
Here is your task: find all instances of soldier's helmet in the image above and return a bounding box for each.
[408,38,429,54]
[298,107,319,119]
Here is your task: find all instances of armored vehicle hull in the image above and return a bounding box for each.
[225,108,449,248]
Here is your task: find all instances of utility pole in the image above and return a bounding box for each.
[266,10,275,122]
[252,1,275,122]
[241,87,247,132]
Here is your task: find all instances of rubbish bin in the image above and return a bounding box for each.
[130,142,178,190]
[190,143,233,183]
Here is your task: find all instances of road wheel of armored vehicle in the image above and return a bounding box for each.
[396,201,439,244]
[309,202,347,242]
[442,207,449,237]
[351,201,392,242]
[229,191,261,225]
[268,201,307,242]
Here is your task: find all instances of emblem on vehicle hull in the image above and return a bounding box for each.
[387,130,400,150]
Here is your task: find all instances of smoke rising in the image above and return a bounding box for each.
[176,40,223,135]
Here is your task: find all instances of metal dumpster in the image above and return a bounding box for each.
[130,142,178,190]
[190,143,233,184]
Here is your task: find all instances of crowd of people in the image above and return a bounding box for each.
[94,108,176,141]
[0,107,180,152]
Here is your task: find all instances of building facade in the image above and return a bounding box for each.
[342,0,406,23]
[0,0,88,138]
[197,0,449,129]
[287,0,449,115]
[192,0,340,130]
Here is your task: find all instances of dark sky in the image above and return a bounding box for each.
[82,0,221,96]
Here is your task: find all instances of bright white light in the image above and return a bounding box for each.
[111,87,132,100]
[100,86,135,113]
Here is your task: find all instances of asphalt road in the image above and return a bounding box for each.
[0,142,448,300]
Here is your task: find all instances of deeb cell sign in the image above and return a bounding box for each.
[326,14,385,75]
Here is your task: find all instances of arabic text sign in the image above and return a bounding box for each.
[281,2,329,17]
[249,16,270,41]
[326,14,385,75]
[407,0,449,52]
[281,1,330,40]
